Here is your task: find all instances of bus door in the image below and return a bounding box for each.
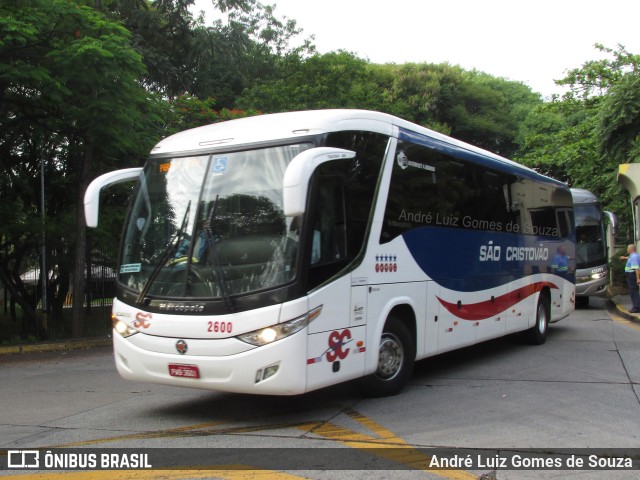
[304,173,367,392]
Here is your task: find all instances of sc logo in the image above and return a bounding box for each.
[326,329,352,362]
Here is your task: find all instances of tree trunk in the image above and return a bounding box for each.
[0,265,40,338]
[71,141,95,337]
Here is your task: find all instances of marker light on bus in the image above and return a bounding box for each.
[112,316,139,338]
[255,363,280,383]
[237,305,323,346]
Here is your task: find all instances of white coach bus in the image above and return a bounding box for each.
[84,110,575,396]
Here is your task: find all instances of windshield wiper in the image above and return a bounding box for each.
[202,196,234,312]
[136,201,191,304]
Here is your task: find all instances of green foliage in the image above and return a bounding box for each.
[170,94,260,131]
[599,74,640,165]
[377,62,462,133]
[101,0,314,104]
[0,0,169,337]
[517,99,600,184]
[0,0,311,339]
[238,57,541,158]
[558,44,639,100]
[516,44,640,243]
[236,51,381,112]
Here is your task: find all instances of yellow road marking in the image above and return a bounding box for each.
[298,409,477,480]
[10,410,478,479]
[608,302,640,331]
[345,407,413,444]
[5,466,306,480]
[614,315,640,331]
[56,421,227,448]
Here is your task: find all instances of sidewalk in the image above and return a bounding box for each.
[0,336,111,356]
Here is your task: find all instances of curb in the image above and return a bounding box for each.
[0,336,112,356]
[607,298,640,324]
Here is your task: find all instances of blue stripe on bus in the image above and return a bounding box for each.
[401,226,574,292]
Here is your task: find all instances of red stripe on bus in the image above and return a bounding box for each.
[437,282,558,321]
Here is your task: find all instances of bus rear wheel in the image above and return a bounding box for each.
[360,317,415,397]
[525,294,550,345]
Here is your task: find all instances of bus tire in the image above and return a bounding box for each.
[360,316,415,397]
[576,296,589,308]
[525,294,550,345]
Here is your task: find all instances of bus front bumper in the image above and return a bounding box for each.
[575,277,608,297]
[112,330,309,395]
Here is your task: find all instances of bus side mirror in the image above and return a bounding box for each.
[84,167,143,228]
[604,211,618,236]
[282,147,355,216]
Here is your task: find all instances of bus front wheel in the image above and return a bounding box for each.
[360,317,415,397]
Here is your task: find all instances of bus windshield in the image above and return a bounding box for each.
[119,143,312,300]
[575,203,606,268]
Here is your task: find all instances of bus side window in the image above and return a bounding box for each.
[306,174,349,290]
[310,175,347,265]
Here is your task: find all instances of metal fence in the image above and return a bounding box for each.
[1,246,118,342]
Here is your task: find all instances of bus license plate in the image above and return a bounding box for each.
[168,364,200,379]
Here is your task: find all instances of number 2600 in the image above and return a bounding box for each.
[208,321,232,333]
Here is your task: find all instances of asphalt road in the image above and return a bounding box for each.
[1,297,640,479]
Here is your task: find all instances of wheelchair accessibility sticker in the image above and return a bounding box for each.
[211,157,228,175]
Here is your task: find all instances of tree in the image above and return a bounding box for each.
[516,99,600,185]
[380,63,542,157]
[1,0,309,339]
[98,0,313,104]
[516,45,640,221]
[598,67,640,166]
[236,51,382,112]
[377,62,462,133]
[238,56,540,158]
[0,0,168,337]
[170,93,260,131]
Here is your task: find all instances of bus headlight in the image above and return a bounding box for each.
[112,316,139,338]
[236,305,322,346]
[577,271,607,284]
